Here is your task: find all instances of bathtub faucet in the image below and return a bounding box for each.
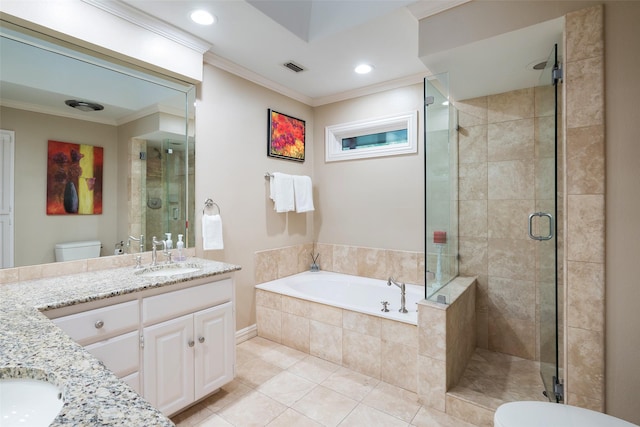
[387,277,408,313]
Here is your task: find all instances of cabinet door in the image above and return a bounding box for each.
[143,314,194,416]
[194,302,234,400]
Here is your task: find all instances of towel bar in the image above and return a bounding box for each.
[203,198,221,215]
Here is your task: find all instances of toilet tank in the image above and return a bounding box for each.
[54,240,101,262]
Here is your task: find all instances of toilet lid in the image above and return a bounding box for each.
[494,402,639,427]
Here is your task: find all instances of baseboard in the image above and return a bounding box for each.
[236,324,257,344]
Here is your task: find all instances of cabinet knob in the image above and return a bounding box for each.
[198,336,205,343]
[94,320,104,329]
[188,340,195,347]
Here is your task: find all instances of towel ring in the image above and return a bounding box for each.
[203,198,221,215]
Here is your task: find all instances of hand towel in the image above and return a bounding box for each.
[270,172,295,213]
[202,214,224,250]
[293,175,314,213]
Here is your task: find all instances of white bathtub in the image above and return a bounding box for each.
[255,271,423,324]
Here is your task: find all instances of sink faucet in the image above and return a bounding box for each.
[151,236,166,266]
[387,277,408,313]
[127,234,144,254]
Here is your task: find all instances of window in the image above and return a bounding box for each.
[325,111,417,162]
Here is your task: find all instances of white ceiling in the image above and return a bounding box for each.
[0,0,565,123]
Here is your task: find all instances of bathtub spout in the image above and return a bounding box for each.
[387,277,409,313]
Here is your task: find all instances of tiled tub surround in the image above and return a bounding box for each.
[255,242,456,289]
[255,273,476,414]
[0,257,240,426]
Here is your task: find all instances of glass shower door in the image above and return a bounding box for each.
[534,44,563,402]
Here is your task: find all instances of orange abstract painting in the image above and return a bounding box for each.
[268,109,305,162]
[47,140,103,215]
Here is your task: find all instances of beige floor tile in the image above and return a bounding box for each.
[259,343,308,369]
[287,355,341,383]
[292,385,358,427]
[217,390,287,426]
[266,408,323,427]
[195,413,234,426]
[236,357,283,388]
[237,336,281,357]
[321,366,379,401]
[171,401,214,426]
[339,404,409,426]
[411,406,477,427]
[257,371,317,406]
[362,382,421,422]
[202,380,253,413]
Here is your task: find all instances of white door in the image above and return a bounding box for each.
[0,130,14,268]
[194,302,234,400]
[143,314,194,416]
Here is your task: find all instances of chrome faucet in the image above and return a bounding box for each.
[151,236,166,266]
[127,234,144,254]
[387,277,408,313]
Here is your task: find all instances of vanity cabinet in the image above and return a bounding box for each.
[52,300,141,393]
[142,279,234,416]
[47,275,235,416]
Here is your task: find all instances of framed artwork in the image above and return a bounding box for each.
[47,140,103,215]
[267,109,305,162]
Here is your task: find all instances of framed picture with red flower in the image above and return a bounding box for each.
[46,140,103,215]
[267,109,305,162]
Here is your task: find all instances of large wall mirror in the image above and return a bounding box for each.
[0,21,196,268]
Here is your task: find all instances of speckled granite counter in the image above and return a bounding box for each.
[0,257,241,426]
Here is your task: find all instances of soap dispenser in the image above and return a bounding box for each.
[176,234,185,261]
[165,233,173,249]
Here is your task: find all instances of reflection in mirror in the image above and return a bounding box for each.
[0,21,195,268]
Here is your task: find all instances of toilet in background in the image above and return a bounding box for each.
[495,401,639,427]
[54,240,101,262]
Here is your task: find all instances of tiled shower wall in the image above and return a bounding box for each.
[456,4,605,411]
[456,85,554,361]
[564,5,605,411]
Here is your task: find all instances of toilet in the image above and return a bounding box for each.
[54,240,101,262]
[495,401,638,427]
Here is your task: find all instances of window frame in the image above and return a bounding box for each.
[325,111,418,162]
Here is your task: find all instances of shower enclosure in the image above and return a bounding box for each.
[534,44,564,402]
[423,73,459,300]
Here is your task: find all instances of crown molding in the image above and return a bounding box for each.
[204,52,314,106]
[81,0,212,54]
[406,0,472,20]
[205,52,432,108]
[311,72,431,107]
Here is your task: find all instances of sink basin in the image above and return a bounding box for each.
[0,378,63,427]
[136,263,202,278]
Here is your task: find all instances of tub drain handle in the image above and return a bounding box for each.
[381,301,390,312]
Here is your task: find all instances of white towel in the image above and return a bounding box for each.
[270,172,295,213]
[202,214,224,250]
[293,175,314,213]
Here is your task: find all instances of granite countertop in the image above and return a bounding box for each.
[0,257,241,426]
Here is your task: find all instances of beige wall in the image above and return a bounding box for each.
[312,84,424,252]
[604,2,640,424]
[194,64,314,330]
[1,107,119,265]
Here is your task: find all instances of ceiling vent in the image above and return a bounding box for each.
[283,61,306,73]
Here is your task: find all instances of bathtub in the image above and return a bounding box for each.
[255,271,423,324]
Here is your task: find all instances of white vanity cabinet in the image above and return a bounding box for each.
[47,275,236,417]
[51,300,141,393]
[141,279,235,416]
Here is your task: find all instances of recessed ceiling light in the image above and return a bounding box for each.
[354,64,373,74]
[190,10,216,25]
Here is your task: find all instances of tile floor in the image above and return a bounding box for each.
[171,336,479,427]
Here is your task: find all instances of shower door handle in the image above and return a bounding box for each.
[528,212,554,241]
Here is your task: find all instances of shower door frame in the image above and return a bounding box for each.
[534,43,564,403]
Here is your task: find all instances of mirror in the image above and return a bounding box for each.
[0,21,196,268]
